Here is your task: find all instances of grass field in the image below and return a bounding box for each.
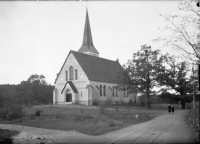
[0,105,156,135]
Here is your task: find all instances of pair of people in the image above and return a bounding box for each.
[168,104,174,114]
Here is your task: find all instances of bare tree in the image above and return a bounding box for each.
[154,0,200,61]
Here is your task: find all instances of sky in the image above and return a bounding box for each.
[0,0,188,85]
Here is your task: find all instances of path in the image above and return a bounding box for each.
[0,109,193,144]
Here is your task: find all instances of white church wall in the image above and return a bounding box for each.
[56,89,64,104]
[54,53,90,104]
[53,88,56,105]
[77,88,89,105]
[90,81,131,104]
[55,53,89,86]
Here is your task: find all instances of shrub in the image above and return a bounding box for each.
[129,99,133,106]
[0,104,24,121]
[119,99,124,105]
[35,110,41,117]
[105,98,112,106]
[93,98,99,106]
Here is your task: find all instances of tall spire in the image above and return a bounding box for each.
[78,9,99,56]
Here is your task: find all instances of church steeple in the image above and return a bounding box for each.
[78,9,99,57]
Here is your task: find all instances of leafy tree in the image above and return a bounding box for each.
[21,74,47,85]
[158,54,190,109]
[155,0,200,61]
[19,74,53,105]
[0,85,18,108]
[118,45,165,108]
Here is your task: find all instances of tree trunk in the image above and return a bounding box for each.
[147,73,151,108]
[181,99,185,109]
[179,90,186,109]
[147,88,151,108]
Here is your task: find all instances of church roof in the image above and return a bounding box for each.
[72,51,125,83]
[54,51,126,84]
[78,9,99,54]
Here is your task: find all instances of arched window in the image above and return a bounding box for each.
[100,85,102,96]
[116,87,118,97]
[104,85,106,96]
[65,70,68,81]
[112,86,115,97]
[69,66,74,80]
[75,69,78,80]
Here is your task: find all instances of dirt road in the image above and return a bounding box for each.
[0,109,193,144]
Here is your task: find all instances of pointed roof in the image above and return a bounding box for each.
[54,51,130,84]
[78,9,99,54]
[61,81,78,94]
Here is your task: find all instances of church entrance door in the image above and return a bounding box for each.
[66,93,72,102]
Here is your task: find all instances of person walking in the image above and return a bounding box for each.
[168,104,171,114]
[171,104,174,114]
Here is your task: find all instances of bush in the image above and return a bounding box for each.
[105,98,112,105]
[35,109,41,117]
[119,99,124,105]
[115,101,119,105]
[0,104,24,121]
[129,99,133,106]
[92,99,99,106]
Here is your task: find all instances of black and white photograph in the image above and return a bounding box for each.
[0,0,199,143]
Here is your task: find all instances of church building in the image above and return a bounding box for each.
[53,10,137,105]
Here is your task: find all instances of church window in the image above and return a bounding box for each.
[112,86,115,97]
[104,85,106,96]
[75,69,78,80]
[116,87,118,97]
[69,66,74,80]
[65,71,68,81]
[100,85,102,96]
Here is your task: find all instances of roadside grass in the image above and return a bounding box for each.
[185,107,200,143]
[0,106,156,135]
